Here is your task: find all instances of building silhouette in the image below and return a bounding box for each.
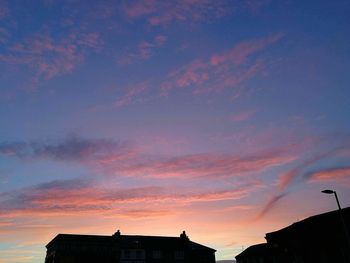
[45,230,216,263]
[236,207,350,263]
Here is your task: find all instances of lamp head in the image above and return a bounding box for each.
[322,189,335,194]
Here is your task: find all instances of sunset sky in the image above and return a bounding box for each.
[1,0,350,262]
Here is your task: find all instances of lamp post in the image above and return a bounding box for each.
[322,189,350,260]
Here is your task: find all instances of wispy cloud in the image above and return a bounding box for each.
[305,166,350,182]
[0,178,261,219]
[255,136,350,219]
[0,31,100,89]
[118,35,167,65]
[115,81,150,107]
[1,135,298,180]
[122,0,271,26]
[122,0,235,26]
[277,147,344,191]
[106,146,296,179]
[229,109,256,122]
[161,34,283,96]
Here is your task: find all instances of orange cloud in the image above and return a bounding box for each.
[307,167,350,182]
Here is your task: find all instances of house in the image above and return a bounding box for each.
[45,230,216,263]
[235,243,287,263]
[235,207,350,263]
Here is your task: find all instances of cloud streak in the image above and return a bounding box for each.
[106,146,296,179]
[0,178,261,219]
[161,34,283,96]
[1,136,297,180]
[115,81,150,107]
[122,0,271,26]
[0,136,133,163]
[229,110,257,122]
[122,0,235,26]
[277,147,346,191]
[305,166,350,182]
[255,193,287,220]
[255,136,350,219]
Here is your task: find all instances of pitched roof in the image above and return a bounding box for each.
[265,207,350,241]
[46,233,216,252]
[235,243,270,259]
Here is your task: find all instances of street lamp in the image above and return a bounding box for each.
[321,189,342,211]
[322,189,350,260]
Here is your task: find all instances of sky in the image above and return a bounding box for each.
[0,0,350,262]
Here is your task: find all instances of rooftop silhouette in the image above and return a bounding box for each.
[45,230,216,263]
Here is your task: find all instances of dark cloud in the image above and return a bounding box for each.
[0,136,132,162]
[256,193,287,220]
[34,178,92,190]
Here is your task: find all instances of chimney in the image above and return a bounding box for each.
[113,229,121,237]
[180,231,189,241]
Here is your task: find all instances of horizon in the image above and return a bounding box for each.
[1,0,350,262]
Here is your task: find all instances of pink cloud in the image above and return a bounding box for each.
[0,179,261,220]
[307,167,350,182]
[229,109,256,122]
[106,147,296,179]
[277,147,344,191]
[161,34,282,96]
[115,81,150,107]
[1,135,297,181]
[123,0,272,27]
[116,209,172,219]
[210,34,282,66]
[0,31,101,89]
[123,0,234,26]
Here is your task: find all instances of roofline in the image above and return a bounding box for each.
[235,243,268,258]
[46,233,112,248]
[46,233,216,252]
[266,206,350,238]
